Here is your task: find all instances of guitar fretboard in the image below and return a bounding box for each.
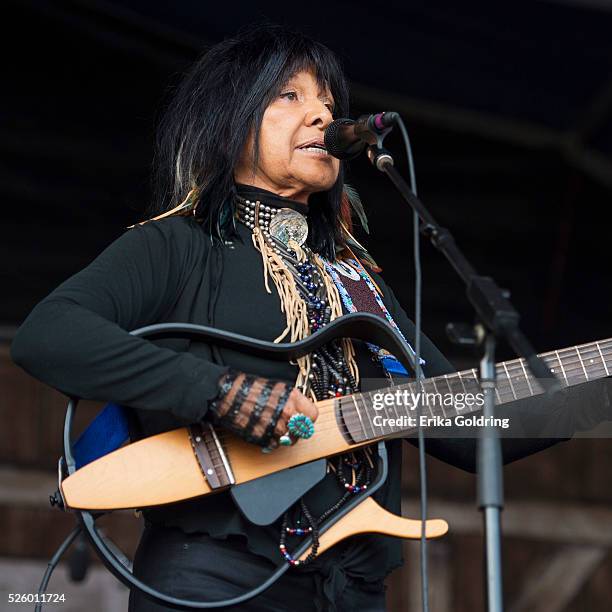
[338,338,612,443]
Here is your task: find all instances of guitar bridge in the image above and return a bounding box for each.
[188,423,235,489]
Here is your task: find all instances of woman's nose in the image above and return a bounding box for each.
[304,101,333,129]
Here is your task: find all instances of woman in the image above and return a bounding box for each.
[11,24,612,612]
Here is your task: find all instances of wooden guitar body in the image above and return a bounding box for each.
[61,396,449,551]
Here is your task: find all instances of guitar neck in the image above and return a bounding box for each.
[338,338,612,443]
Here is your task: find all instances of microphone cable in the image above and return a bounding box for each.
[395,115,431,612]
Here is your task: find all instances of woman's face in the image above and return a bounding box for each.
[234,70,340,203]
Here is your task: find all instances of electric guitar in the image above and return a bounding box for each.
[59,313,612,561]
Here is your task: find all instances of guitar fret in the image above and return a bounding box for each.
[440,374,453,418]
[376,393,390,436]
[428,380,437,417]
[419,380,435,418]
[575,346,589,381]
[519,359,534,396]
[597,342,611,377]
[502,359,532,399]
[385,393,398,433]
[558,347,589,385]
[555,350,569,386]
[544,353,563,380]
[502,362,517,400]
[387,387,403,424]
[363,393,385,437]
[457,370,467,393]
[444,374,455,395]
[403,383,417,426]
[375,389,391,435]
[430,377,446,417]
[467,370,482,394]
[602,346,612,375]
[351,395,368,438]
[443,374,453,395]
[446,374,464,414]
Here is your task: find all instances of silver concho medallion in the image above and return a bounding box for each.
[268,208,308,247]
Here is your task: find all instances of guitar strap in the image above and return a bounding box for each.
[323,255,425,377]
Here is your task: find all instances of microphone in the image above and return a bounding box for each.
[324,112,398,160]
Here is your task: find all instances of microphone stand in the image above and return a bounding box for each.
[364,143,559,612]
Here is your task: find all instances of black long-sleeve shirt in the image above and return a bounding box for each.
[11,189,612,583]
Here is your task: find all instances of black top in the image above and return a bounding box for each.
[11,186,610,589]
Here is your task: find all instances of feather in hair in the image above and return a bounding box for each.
[127,188,200,228]
[343,183,369,234]
[338,185,381,272]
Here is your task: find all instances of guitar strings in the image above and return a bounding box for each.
[203,349,612,472]
[205,340,612,448]
[210,352,611,449]
[205,341,612,459]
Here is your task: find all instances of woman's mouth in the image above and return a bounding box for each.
[297,144,330,156]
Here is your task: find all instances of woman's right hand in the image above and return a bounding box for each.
[267,386,319,448]
[208,369,318,448]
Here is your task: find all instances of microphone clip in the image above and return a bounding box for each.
[356,112,397,147]
[366,145,394,171]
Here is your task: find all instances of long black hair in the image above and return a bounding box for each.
[151,23,350,260]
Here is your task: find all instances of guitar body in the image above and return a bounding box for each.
[61,397,449,550]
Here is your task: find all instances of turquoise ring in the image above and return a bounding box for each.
[279,434,293,446]
[287,414,315,439]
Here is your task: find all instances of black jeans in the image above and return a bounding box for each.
[128,526,387,612]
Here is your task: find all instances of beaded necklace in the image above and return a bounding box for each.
[235,196,375,567]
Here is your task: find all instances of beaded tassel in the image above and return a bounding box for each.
[243,198,358,400]
[250,224,314,398]
[312,253,360,389]
[235,197,374,569]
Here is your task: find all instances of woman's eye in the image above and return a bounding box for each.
[280,91,298,101]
